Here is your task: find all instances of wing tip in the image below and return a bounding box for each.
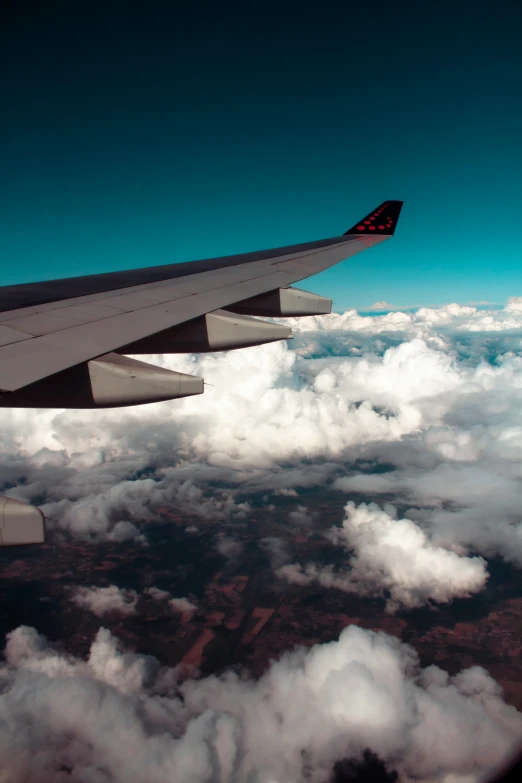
[344,200,404,236]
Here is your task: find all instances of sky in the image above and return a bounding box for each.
[2,0,522,310]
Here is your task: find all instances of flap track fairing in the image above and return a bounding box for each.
[226,287,332,317]
[119,309,292,354]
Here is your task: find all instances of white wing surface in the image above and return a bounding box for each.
[0,200,403,408]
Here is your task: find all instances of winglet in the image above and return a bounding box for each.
[344,200,403,236]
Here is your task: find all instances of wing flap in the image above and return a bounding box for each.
[96,286,191,311]
[0,325,30,347]
[4,301,129,337]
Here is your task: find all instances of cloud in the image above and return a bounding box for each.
[71,584,197,619]
[333,459,522,568]
[168,597,197,617]
[71,585,139,616]
[366,300,418,311]
[289,504,314,526]
[143,586,171,601]
[29,474,248,543]
[259,536,291,568]
[216,535,243,563]
[144,587,197,617]
[278,502,488,611]
[1,623,520,783]
[506,296,522,312]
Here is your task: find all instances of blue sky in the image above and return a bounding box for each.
[2,0,522,311]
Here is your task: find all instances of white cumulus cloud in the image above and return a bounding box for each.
[0,623,520,783]
[71,585,139,616]
[279,502,488,611]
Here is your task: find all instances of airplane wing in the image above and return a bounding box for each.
[0,200,403,409]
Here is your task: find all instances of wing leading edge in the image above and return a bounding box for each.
[0,200,403,408]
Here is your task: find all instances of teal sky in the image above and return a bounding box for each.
[2,0,522,311]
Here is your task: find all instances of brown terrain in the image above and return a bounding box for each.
[1,495,522,709]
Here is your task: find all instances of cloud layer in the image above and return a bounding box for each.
[1,300,522,612]
[2,300,522,780]
[1,623,521,783]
